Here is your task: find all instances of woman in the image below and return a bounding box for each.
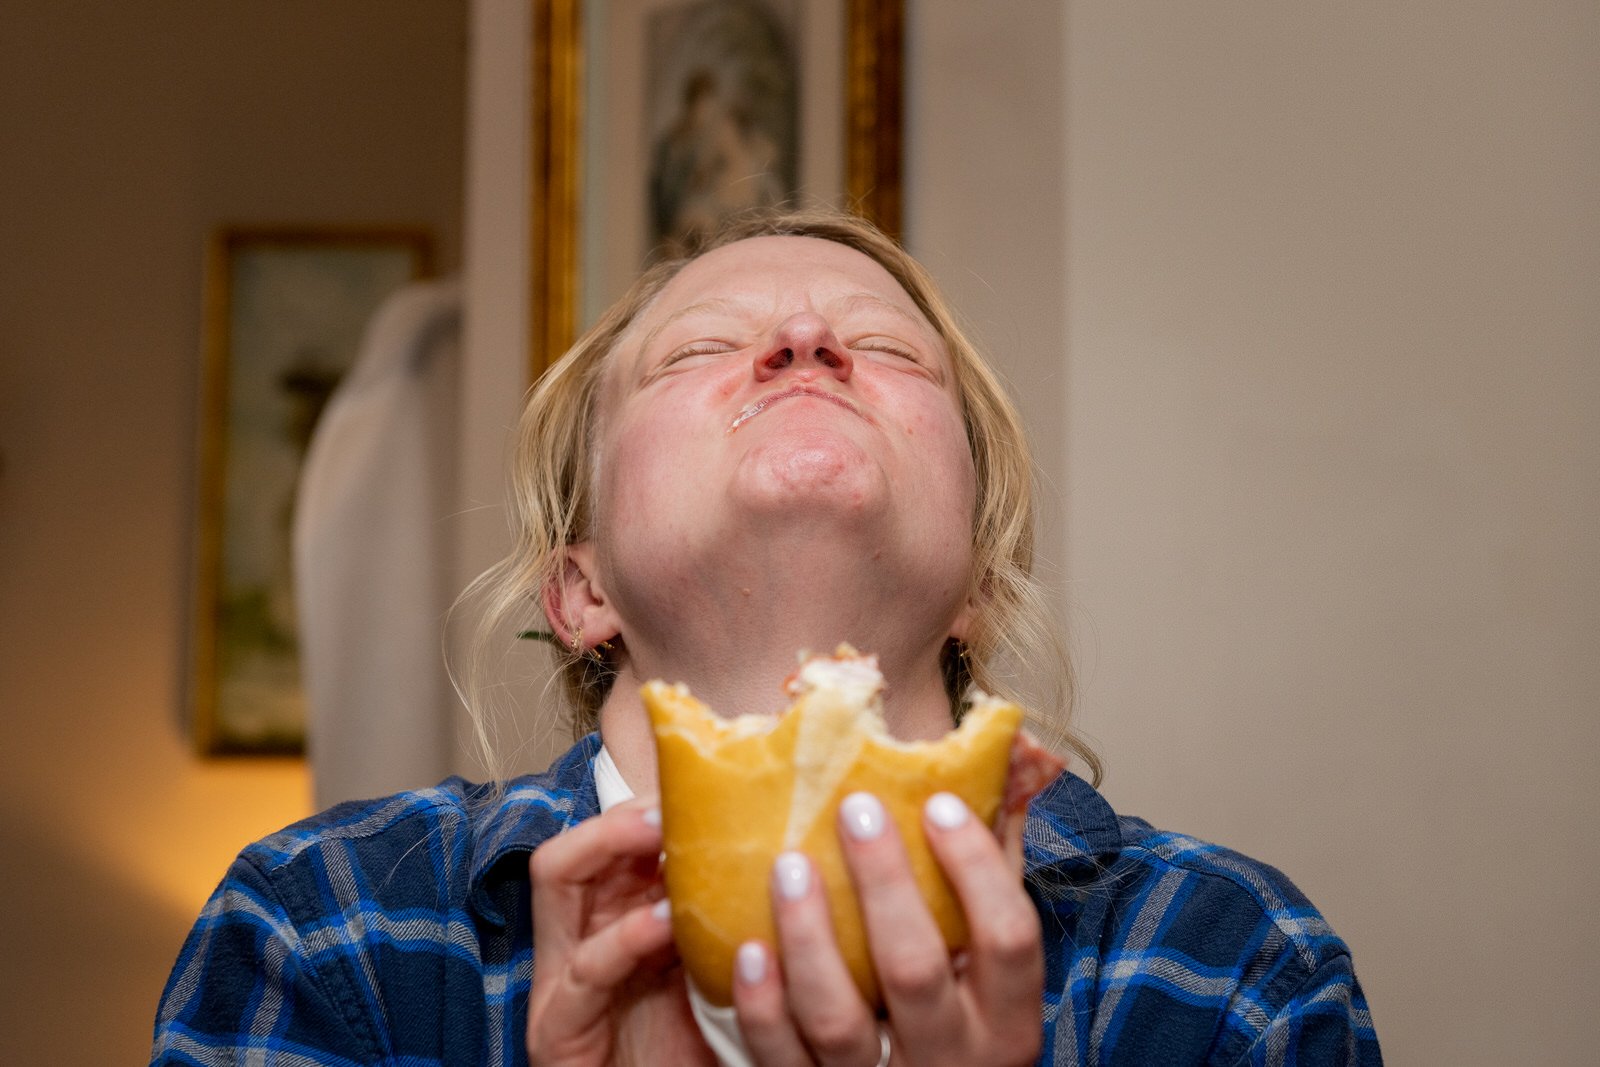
[153,212,1381,1065]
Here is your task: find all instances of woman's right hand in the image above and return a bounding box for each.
[730,791,1044,1067]
[524,798,717,1067]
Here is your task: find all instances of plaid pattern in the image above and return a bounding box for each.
[153,735,1380,1065]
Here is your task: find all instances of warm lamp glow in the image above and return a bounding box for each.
[71,758,311,920]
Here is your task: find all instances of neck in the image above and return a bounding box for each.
[595,526,966,796]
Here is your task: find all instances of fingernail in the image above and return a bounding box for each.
[840,792,885,841]
[773,851,810,900]
[925,792,969,830]
[737,941,767,985]
[642,806,661,827]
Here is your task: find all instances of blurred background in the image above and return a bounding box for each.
[2,1,1595,1061]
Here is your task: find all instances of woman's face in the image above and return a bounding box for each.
[588,235,978,625]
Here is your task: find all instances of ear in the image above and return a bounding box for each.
[948,600,976,644]
[541,543,623,653]
[947,570,987,644]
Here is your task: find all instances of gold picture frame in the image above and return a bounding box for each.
[530,0,904,376]
[192,226,434,755]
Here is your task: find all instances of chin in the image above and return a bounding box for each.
[735,434,886,517]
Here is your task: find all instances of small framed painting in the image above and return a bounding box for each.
[192,226,434,755]
[530,0,903,373]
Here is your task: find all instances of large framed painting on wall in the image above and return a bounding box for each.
[530,0,903,374]
[192,227,434,755]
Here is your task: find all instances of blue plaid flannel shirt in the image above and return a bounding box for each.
[152,734,1381,1065]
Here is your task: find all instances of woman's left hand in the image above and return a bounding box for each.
[730,791,1043,1066]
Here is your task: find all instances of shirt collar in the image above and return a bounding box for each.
[468,732,604,925]
[1021,770,1124,880]
[592,743,634,811]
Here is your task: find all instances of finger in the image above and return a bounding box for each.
[533,799,662,885]
[730,940,810,1067]
[995,798,1027,872]
[835,792,962,1054]
[923,792,1043,1027]
[530,898,676,1057]
[768,851,881,1066]
[529,800,662,953]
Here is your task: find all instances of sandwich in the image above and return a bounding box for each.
[643,646,1065,1007]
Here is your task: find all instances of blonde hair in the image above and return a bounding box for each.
[459,209,1101,785]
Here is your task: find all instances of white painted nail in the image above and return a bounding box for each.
[773,851,811,900]
[841,792,886,841]
[737,941,768,985]
[642,806,661,827]
[925,792,970,830]
[651,898,671,922]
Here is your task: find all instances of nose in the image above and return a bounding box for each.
[754,312,853,382]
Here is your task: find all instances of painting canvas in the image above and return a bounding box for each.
[643,0,800,258]
[531,0,902,372]
[193,228,432,754]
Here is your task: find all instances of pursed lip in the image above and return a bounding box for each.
[727,386,869,433]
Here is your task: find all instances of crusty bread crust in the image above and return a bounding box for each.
[644,649,1024,1007]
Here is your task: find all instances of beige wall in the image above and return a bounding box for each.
[1062,2,1599,1062]
[0,2,466,1059]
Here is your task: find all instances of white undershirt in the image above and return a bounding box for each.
[592,746,754,1067]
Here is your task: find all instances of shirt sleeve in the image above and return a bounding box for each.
[1230,953,1383,1067]
[151,854,379,1066]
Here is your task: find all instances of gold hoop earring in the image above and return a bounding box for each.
[573,628,617,663]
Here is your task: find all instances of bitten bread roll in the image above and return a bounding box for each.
[643,646,1062,1008]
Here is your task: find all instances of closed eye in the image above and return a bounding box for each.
[659,339,737,369]
[851,337,922,363]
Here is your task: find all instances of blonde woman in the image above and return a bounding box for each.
[153,212,1380,1066]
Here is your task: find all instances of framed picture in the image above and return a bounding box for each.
[192,226,434,755]
[530,0,903,373]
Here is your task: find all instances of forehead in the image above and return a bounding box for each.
[622,235,935,349]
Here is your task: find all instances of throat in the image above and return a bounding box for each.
[598,526,970,766]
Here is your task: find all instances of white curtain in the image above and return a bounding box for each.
[293,278,463,808]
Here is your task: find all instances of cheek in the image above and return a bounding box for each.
[591,386,719,531]
[904,400,976,497]
[598,418,673,509]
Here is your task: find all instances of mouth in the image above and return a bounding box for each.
[727,387,866,433]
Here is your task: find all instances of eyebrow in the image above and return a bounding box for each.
[636,297,745,360]
[828,290,934,335]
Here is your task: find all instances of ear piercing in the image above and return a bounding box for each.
[570,628,616,661]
